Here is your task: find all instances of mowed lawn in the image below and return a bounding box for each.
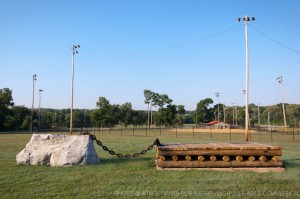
[0,131,299,199]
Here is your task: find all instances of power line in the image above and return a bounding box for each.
[254,86,279,100]
[285,84,300,93]
[129,24,242,54]
[249,24,300,55]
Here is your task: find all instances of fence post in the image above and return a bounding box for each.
[193,127,195,140]
[293,127,295,142]
[133,126,135,136]
[271,129,273,142]
[160,124,162,136]
[121,126,123,136]
[176,126,178,138]
[146,127,148,137]
[249,130,252,141]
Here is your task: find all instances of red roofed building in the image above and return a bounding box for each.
[206,120,230,129]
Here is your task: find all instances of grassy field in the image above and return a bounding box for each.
[0,131,299,199]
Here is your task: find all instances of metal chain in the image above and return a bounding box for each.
[84,132,160,158]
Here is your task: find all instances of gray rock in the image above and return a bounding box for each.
[16,134,100,166]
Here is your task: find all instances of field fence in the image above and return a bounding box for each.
[40,126,300,142]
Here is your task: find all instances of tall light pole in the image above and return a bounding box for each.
[238,15,255,141]
[277,76,287,132]
[70,44,80,134]
[232,103,235,125]
[38,89,43,130]
[215,92,220,123]
[30,74,37,132]
[257,103,260,126]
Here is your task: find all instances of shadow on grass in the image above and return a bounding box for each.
[282,159,300,169]
[99,157,153,165]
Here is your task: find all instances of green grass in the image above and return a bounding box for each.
[0,131,299,199]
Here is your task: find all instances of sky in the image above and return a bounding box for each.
[1,0,299,111]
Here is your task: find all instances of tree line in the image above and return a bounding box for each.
[0,88,299,131]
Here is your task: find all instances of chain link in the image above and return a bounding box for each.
[84,132,160,158]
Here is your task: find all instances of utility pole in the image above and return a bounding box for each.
[215,92,220,123]
[38,89,43,130]
[232,103,235,125]
[30,74,37,132]
[235,101,238,125]
[268,111,271,132]
[257,103,260,126]
[70,44,80,134]
[277,76,287,132]
[195,110,198,129]
[238,16,255,141]
[223,106,226,123]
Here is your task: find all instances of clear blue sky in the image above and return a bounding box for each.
[1,0,299,111]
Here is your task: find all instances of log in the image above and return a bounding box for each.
[198,156,205,161]
[259,156,267,162]
[222,156,230,162]
[236,156,243,162]
[160,156,165,161]
[248,156,255,161]
[185,155,192,161]
[210,155,217,161]
[172,156,178,161]
[156,159,283,168]
[272,156,280,162]
[157,149,281,157]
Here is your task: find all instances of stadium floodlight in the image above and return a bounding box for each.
[276,76,287,132]
[30,74,37,132]
[70,44,80,134]
[215,92,220,123]
[237,15,255,141]
[38,89,43,130]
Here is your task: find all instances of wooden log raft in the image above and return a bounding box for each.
[156,143,283,168]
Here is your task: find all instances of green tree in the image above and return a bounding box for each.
[10,106,30,130]
[132,110,147,127]
[194,98,213,125]
[91,97,120,128]
[153,93,174,127]
[176,105,186,127]
[119,102,134,127]
[0,88,14,130]
[143,89,158,128]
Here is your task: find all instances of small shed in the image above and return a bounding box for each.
[206,120,230,129]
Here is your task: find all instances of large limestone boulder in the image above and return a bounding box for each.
[16,134,100,166]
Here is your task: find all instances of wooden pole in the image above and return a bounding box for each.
[193,127,195,140]
[185,156,192,161]
[248,156,255,161]
[172,156,179,161]
[236,156,243,162]
[271,128,273,142]
[198,156,205,161]
[293,127,295,142]
[259,156,267,162]
[222,156,230,162]
[272,156,280,162]
[210,155,217,161]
